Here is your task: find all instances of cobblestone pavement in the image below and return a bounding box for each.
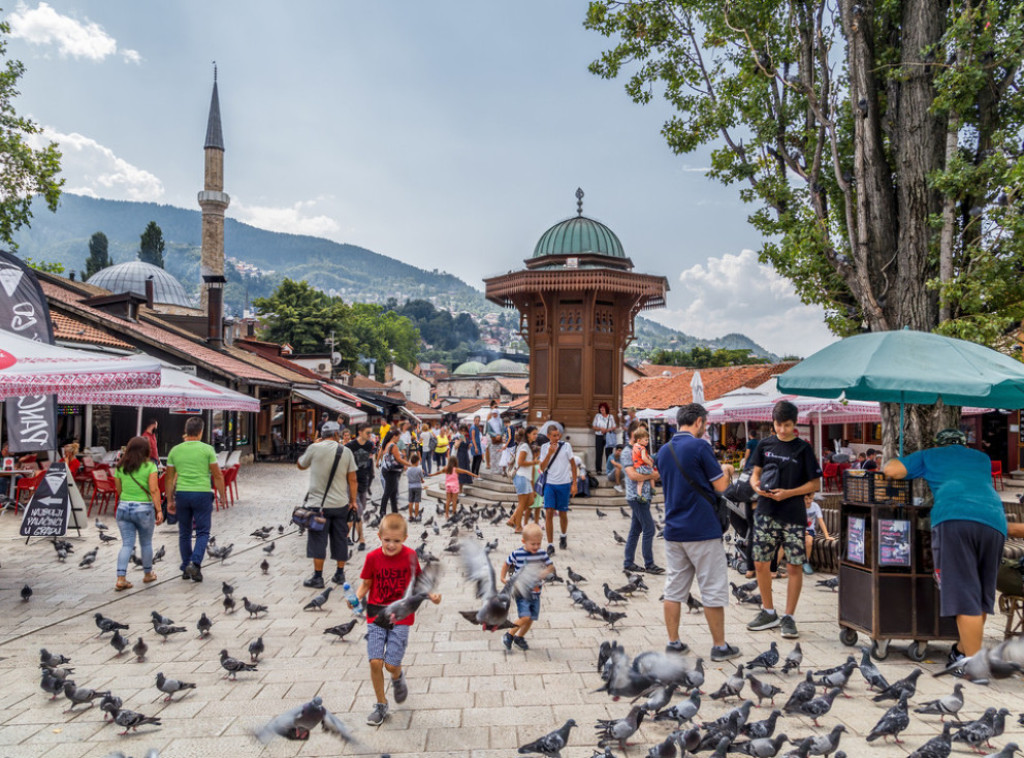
[0,463,1020,757]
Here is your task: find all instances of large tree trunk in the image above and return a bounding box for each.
[880,401,961,461]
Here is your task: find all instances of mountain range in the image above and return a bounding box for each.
[13,193,779,360]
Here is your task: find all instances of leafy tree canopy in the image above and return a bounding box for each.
[81,231,110,280]
[649,346,771,367]
[138,220,165,268]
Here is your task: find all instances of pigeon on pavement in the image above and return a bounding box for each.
[816,577,838,591]
[710,664,746,700]
[262,541,275,554]
[249,637,264,662]
[242,597,268,618]
[94,613,129,637]
[260,558,269,574]
[858,647,890,691]
[40,648,71,667]
[742,709,782,740]
[112,707,162,735]
[813,660,857,695]
[794,688,842,727]
[40,671,66,699]
[646,735,677,758]
[638,684,677,713]
[595,705,645,750]
[729,733,789,757]
[803,724,845,757]
[79,547,99,568]
[95,518,108,531]
[603,583,628,605]
[151,611,174,626]
[223,595,236,614]
[780,643,802,674]
[866,692,911,744]
[20,584,32,601]
[872,668,922,702]
[133,637,148,662]
[221,581,234,596]
[63,682,110,712]
[906,722,954,758]
[196,613,213,638]
[518,719,577,756]
[567,567,586,583]
[783,672,816,713]
[153,623,187,642]
[110,630,129,656]
[746,642,780,671]
[303,587,333,611]
[99,532,118,543]
[155,672,196,702]
[323,619,359,641]
[654,691,701,726]
[914,683,965,722]
[219,649,258,680]
[953,708,999,752]
[99,693,122,721]
[747,675,783,707]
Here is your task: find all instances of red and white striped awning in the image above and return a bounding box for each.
[58,365,259,412]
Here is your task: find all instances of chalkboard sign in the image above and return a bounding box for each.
[19,463,71,537]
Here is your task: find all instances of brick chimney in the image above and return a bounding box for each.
[203,274,226,348]
[144,276,155,309]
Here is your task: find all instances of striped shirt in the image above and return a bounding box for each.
[505,547,552,595]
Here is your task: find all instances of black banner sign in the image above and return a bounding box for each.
[19,462,71,537]
[0,250,57,452]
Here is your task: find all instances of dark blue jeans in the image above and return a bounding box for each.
[175,491,213,569]
[624,498,656,568]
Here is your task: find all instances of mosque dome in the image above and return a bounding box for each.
[452,360,486,376]
[481,359,528,375]
[87,261,195,308]
[533,215,625,260]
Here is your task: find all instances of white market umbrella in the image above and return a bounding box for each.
[691,370,705,405]
[0,331,161,399]
[58,365,259,412]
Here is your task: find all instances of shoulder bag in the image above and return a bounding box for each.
[534,442,565,496]
[665,441,731,534]
[292,444,343,531]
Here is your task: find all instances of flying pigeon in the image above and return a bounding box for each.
[458,540,540,631]
[255,695,361,745]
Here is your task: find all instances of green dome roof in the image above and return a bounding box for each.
[533,215,625,259]
[482,359,528,375]
[452,361,486,376]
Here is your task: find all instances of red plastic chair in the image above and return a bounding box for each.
[88,469,118,516]
[227,464,240,501]
[221,465,239,507]
[822,462,840,493]
[14,469,46,513]
[992,460,1004,490]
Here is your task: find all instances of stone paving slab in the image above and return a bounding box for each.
[0,462,1021,757]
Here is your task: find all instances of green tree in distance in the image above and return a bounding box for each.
[649,346,770,368]
[138,221,165,268]
[0,17,62,247]
[586,0,1024,453]
[81,231,110,280]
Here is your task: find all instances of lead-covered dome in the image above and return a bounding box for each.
[88,261,194,308]
[482,359,528,375]
[452,360,486,376]
[533,215,625,259]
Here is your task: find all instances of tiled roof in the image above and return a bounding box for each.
[350,374,391,390]
[404,401,443,419]
[507,396,530,411]
[640,364,691,377]
[233,339,324,385]
[623,362,798,410]
[52,312,132,349]
[438,398,491,416]
[496,377,529,396]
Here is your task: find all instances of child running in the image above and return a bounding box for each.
[358,513,441,726]
[802,493,833,575]
[441,454,475,519]
[406,453,424,522]
[500,523,553,651]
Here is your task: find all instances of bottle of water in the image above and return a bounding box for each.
[342,582,363,615]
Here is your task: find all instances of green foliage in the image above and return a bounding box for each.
[23,257,63,273]
[648,346,769,367]
[138,221,165,268]
[390,298,480,350]
[81,231,110,280]
[0,18,62,247]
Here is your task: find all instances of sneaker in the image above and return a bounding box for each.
[303,573,325,589]
[623,563,644,573]
[711,644,742,662]
[358,542,366,552]
[559,536,567,550]
[502,632,513,651]
[665,640,690,654]
[331,569,346,585]
[802,562,815,576]
[546,544,555,556]
[645,564,666,575]
[747,609,781,631]
[185,562,203,583]
[947,644,965,667]
[366,703,388,726]
[392,674,408,704]
[780,615,799,639]
[613,485,624,493]
[512,636,529,651]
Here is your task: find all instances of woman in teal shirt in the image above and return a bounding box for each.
[112,436,162,590]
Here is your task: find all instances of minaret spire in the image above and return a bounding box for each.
[204,63,224,151]
[199,67,229,317]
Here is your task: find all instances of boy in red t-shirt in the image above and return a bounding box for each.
[358,513,441,726]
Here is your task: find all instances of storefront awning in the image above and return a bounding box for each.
[293,388,368,424]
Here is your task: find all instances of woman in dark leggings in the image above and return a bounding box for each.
[377,430,408,514]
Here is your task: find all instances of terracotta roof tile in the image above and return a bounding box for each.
[404,401,443,418]
[438,398,491,416]
[496,377,529,396]
[623,362,797,410]
[51,312,132,349]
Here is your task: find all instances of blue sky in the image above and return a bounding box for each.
[5,1,836,356]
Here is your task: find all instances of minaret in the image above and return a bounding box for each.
[198,64,229,312]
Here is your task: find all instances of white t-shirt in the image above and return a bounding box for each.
[540,441,574,485]
[514,442,535,480]
[592,413,616,434]
[806,502,824,533]
[297,440,356,511]
[573,455,587,478]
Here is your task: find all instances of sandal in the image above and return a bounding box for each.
[115,577,133,591]
[143,572,158,583]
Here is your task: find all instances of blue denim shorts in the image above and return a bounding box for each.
[513,475,532,495]
[515,594,541,621]
[366,623,410,667]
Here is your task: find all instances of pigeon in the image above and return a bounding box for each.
[814,660,857,695]
[746,642,779,671]
[21,584,32,601]
[747,674,783,707]
[953,708,999,752]
[679,657,706,693]
[260,558,269,574]
[567,567,587,583]
[63,682,110,712]
[981,743,1020,758]
[620,506,629,517]
[303,587,333,611]
[595,705,645,750]
[780,644,803,674]
[857,647,890,691]
[742,709,782,739]
[242,597,268,618]
[645,735,677,758]
[603,583,628,605]
[110,630,130,656]
[40,648,70,667]
[794,688,841,727]
[638,683,677,713]
[153,623,187,642]
[613,531,627,544]
[324,619,359,641]
[40,671,67,699]
[519,719,577,756]
[99,532,118,543]
[866,692,911,743]
[914,683,965,722]
[710,664,746,700]
[220,649,258,680]
[95,518,108,531]
[704,700,754,732]
[95,613,129,637]
[155,672,196,702]
[99,692,122,721]
[255,695,361,744]
[249,637,264,662]
[112,707,162,735]
[936,646,1023,684]
[783,672,817,713]
[803,725,846,756]
[654,691,701,725]
[816,577,838,591]
[221,581,234,596]
[459,540,540,631]
[79,547,99,568]
[872,668,921,702]
[992,708,1011,739]
[223,595,236,614]
[907,722,955,758]
[782,738,816,758]
[196,613,213,638]
[597,642,692,699]
[686,594,704,613]
[596,509,607,518]
[133,637,148,662]
[729,733,789,757]
[153,545,166,563]
[600,607,628,628]
[151,611,174,626]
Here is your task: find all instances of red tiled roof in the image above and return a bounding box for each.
[404,401,443,419]
[640,364,691,377]
[234,339,326,384]
[438,398,491,416]
[496,377,529,396]
[350,374,391,390]
[623,362,797,410]
[507,396,530,411]
[52,312,132,349]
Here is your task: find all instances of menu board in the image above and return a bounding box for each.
[847,516,865,564]
[879,518,912,567]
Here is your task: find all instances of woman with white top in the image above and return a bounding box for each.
[592,403,618,473]
[507,426,540,532]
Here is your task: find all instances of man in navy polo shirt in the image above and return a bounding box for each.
[656,403,741,662]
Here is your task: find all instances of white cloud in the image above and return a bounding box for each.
[8,2,138,63]
[654,248,838,358]
[30,126,164,201]
[231,198,341,239]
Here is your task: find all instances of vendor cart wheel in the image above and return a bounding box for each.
[870,639,890,661]
[906,641,927,662]
[839,628,858,647]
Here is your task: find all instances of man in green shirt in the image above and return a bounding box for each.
[165,416,226,583]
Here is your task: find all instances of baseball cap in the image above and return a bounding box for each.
[934,428,967,447]
[321,421,342,436]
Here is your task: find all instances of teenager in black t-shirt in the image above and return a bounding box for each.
[346,423,376,551]
[747,401,822,640]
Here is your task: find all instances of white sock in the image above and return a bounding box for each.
[560,532,567,538]
[763,608,777,617]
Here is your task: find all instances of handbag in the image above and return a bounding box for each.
[724,469,756,503]
[534,441,564,496]
[665,441,731,534]
[292,444,343,531]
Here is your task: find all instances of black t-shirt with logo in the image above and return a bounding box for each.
[347,440,375,490]
[750,435,822,525]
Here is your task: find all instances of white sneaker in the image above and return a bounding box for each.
[613,485,624,493]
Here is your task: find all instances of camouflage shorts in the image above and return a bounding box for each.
[752,511,806,566]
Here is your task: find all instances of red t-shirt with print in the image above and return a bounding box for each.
[360,545,421,626]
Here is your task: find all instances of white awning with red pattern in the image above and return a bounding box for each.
[59,365,259,412]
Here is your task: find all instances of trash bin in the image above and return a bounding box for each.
[837,470,959,661]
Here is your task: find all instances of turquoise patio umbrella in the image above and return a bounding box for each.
[777,328,1024,454]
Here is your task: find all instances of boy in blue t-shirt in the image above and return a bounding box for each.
[606,444,624,491]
